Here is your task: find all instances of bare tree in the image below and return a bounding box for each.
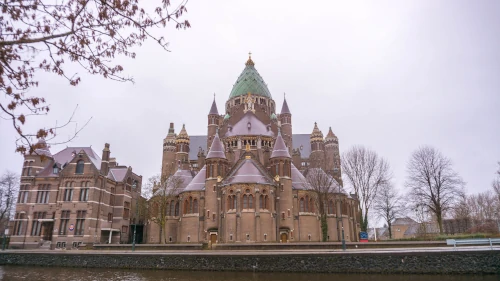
[405,146,465,234]
[147,173,183,244]
[0,0,190,154]
[373,183,402,239]
[342,146,392,232]
[304,167,340,242]
[0,171,19,233]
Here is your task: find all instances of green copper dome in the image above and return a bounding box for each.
[229,56,272,99]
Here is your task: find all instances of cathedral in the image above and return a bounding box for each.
[148,55,360,244]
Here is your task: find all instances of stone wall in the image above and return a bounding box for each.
[0,250,498,274]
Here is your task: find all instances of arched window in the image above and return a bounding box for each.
[174,202,179,216]
[170,200,175,216]
[305,195,309,212]
[328,201,334,214]
[189,197,193,213]
[242,195,248,209]
[232,196,237,209]
[75,160,84,174]
[166,203,170,216]
[193,199,198,213]
[248,195,253,209]
[300,198,305,212]
[309,198,314,213]
[260,195,264,209]
[183,200,188,214]
[265,195,269,210]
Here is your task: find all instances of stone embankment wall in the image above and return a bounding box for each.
[0,251,498,274]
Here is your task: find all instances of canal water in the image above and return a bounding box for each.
[0,266,496,281]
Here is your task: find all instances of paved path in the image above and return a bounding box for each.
[2,245,499,255]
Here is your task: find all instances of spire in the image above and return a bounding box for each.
[164,123,176,145]
[310,122,324,141]
[206,128,226,159]
[271,127,291,158]
[325,127,338,143]
[280,94,291,114]
[245,51,254,66]
[209,95,219,115]
[176,124,190,143]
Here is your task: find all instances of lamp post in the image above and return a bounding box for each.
[2,229,8,251]
[132,181,138,251]
[338,186,346,251]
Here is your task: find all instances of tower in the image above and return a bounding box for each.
[325,127,342,184]
[207,97,220,150]
[309,122,325,170]
[162,123,177,178]
[270,128,293,237]
[204,128,228,238]
[175,124,190,170]
[279,96,292,153]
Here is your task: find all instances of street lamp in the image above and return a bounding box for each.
[2,228,9,251]
[338,186,346,251]
[132,180,138,252]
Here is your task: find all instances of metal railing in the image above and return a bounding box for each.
[446,238,500,250]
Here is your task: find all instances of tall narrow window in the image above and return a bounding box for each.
[63,182,73,202]
[107,213,113,222]
[75,160,84,174]
[170,200,175,216]
[242,195,248,209]
[300,198,305,212]
[75,210,86,236]
[193,199,198,213]
[79,182,89,202]
[175,202,179,216]
[328,201,334,214]
[259,195,264,209]
[189,197,193,213]
[31,212,46,236]
[36,184,50,204]
[59,210,70,235]
[18,185,29,203]
[248,195,253,209]
[305,195,309,212]
[53,164,59,174]
[14,213,25,235]
[124,202,130,219]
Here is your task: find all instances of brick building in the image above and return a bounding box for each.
[148,55,360,244]
[10,141,142,249]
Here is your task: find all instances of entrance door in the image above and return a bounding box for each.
[42,222,54,241]
[280,233,288,243]
[210,234,217,244]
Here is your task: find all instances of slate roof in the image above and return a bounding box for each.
[53,147,102,169]
[291,163,312,190]
[184,165,206,191]
[225,111,274,137]
[153,169,194,196]
[229,57,272,99]
[209,99,219,115]
[206,131,226,159]
[188,133,312,161]
[270,129,291,158]
[108,168,128,182]
[280,98,291,114]
[392,217,417,225]
[223,158,273,185]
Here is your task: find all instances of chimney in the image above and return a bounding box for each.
[100,143,110,175]
[109,157,117,168]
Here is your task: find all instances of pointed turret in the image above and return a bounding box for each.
[279,94,293,151]
[270,128,291,159]
[324,126,341,184]
[325,127,338,143]
[209,97,219,115]
[280,97,291,115]
[162,123,177,177]
[309,122,325,169]
[175,124,190,170]
[206,129,226,159]
[207,96,220,149]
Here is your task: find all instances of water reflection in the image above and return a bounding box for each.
[0,266,496,281]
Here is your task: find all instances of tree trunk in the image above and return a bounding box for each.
[321,214,328,242]
[360,210,369,232]
[388,222,392,239]
[436,210,444,234]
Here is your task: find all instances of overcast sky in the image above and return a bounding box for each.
[1,0,499,199]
